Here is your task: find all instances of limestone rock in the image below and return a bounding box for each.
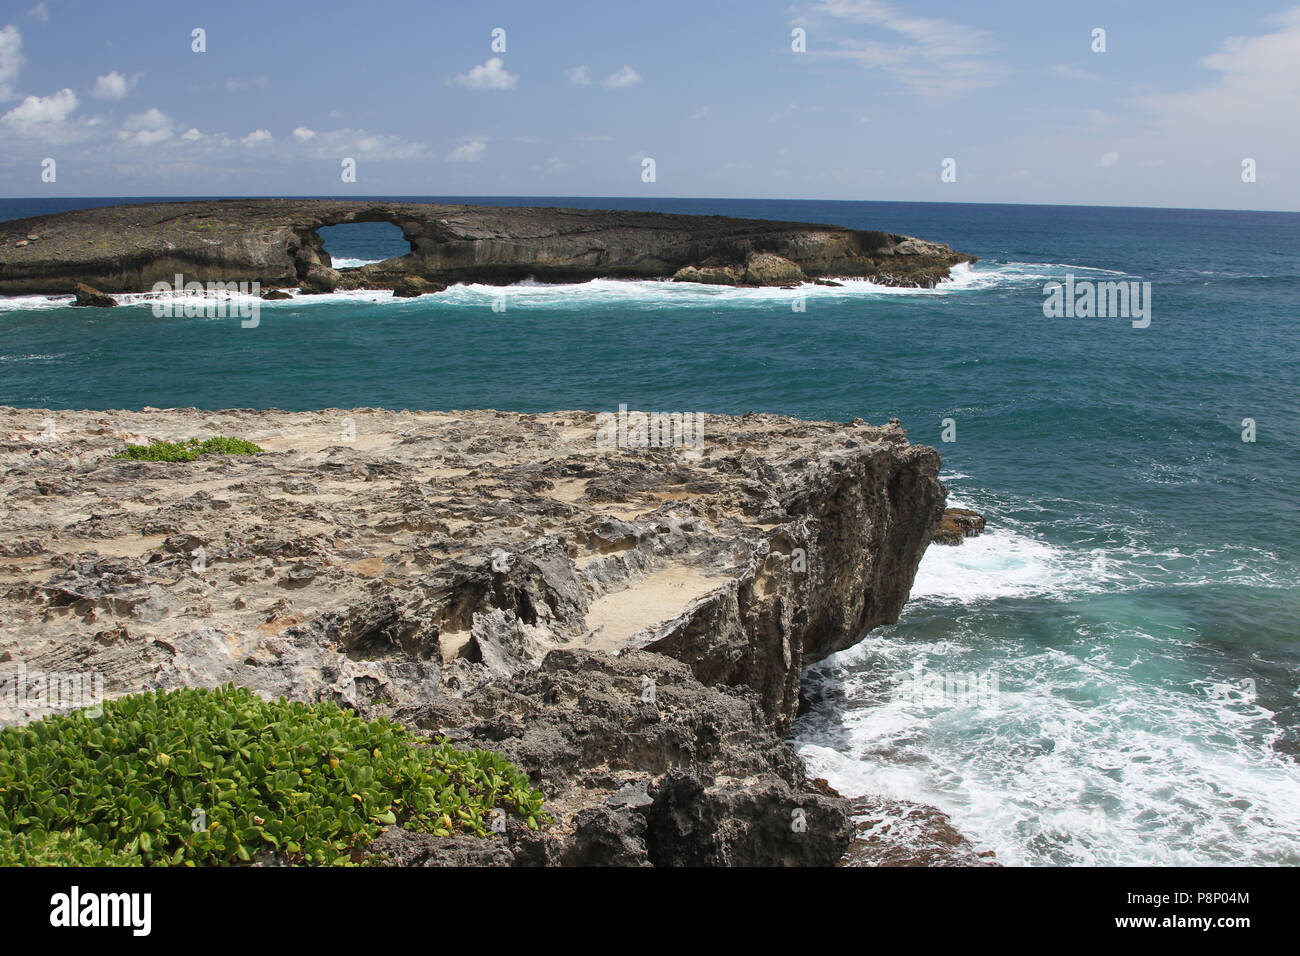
[931,507,986,546]
[391,275,446,298]
[0,200,976,295]
[297,266,340,295]
[743,251,804,286]
[0,404,975,865]
[672,263,742,286]
[72,282,115,308]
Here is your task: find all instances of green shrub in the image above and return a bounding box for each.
[0,685,547,866]
[0,829,142,867]
[114,436,264,462]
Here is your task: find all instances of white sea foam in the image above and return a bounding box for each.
[0,259,1090,316]
[795,624,1300,866]
[795,476,1300,866]
[910,526,1090,604]
[0,294,75,312]
[332,257,386,269]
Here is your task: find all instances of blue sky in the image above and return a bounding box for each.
[1,0,1297,209]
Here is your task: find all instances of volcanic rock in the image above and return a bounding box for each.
[0,200,977,294]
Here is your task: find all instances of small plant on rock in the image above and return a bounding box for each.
[0,685,547,866]
[115,436,265,462]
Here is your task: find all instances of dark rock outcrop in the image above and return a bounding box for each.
[931,507,986,546]
[72,282,115,308]
[842,796,999,867]
[0,200,976,296]
[376,649,854,866]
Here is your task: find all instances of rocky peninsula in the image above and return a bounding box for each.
[0,406,991,865]
[0,200,975,297]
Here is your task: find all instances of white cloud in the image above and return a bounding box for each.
[27,3,48,22]
[241,128,273,147]
[1141,8,1300,129]
[0,25,24,99]
[180,127,204,142]
[564,65,591,86]
[91,70,139,100]
[803,0,1005,98]
[543,156,567,174]
[117,107,173,147]
[293,126,316,142]
[299,127,427,161]
[603,65,642,88]
[1099,151,1119,167]
[450,58,517,91]
[2,87,94,142]
[225,76,268,93]
[446,139,486,162]
[122,108,169,131]
[1052,63,1104,83]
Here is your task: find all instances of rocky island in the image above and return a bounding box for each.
[0,200,975,297]
[0,406,991,865]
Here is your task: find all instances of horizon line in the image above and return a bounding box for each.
[1,195,1298,217]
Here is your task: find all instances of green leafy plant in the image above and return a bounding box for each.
[114,436,265,462]
[0,829,143,867]
[0,685,547,866]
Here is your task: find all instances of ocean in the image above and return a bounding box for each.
[2,196,1297,865]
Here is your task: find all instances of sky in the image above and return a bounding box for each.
[1,0,1298,210]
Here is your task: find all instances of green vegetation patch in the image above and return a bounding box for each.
[0,685,546,866]
[115,436,265,462]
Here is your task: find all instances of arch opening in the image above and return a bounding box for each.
[317,221,412,270]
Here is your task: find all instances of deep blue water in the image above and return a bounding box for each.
[2,196,1298,864]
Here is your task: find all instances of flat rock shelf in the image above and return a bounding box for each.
[0,405,992,866]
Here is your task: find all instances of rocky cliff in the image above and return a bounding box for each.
[0,200,975,296]
[0,406,989,865]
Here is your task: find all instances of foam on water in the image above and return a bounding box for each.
[795,475,1300,866]
[0,294,75,312]
[795,620,1300,866]
[910,527,1091,604]
[0,258,1131,317]
[332,257,387,269]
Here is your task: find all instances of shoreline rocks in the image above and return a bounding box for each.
[0,200,977,296]
[0,405,983,865]
[931,507,986,545]
[71,282,115,308]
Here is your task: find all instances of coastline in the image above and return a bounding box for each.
[0,404,987,865]
[0,199,976,297]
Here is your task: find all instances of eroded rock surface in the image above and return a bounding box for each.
[932,507,987,545]
[0,405,964,865]
[0,201,976,295]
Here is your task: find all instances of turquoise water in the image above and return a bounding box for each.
[2,197,1298,864]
